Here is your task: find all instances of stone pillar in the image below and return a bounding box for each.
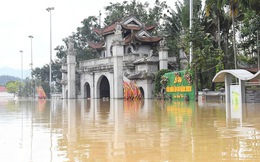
[239,79,245,103]
[225,74,232,119]
[67,37,76,99]
[159,38,169,70]
[225,74,232,103]
[113,23,124,99]
[61,64,67,99]
[142,80,153,98]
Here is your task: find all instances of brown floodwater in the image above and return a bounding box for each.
[0,98,260,161]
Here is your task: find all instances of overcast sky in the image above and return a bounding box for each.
[0,0,181,72]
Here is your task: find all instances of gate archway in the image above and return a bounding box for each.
[97,75,110,98]
[84,82,91,98]
[139,87,144,98]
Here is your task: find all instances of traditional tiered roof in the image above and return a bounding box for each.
[87,41,105,50]
[88,16,162,49]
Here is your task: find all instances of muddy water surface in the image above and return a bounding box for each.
[0,99,260,161]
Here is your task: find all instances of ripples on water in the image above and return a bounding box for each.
[0,99,260,161]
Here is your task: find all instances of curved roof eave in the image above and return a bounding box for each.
[212,69,260,83]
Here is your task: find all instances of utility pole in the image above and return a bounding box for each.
[46,7,54,97]
[28,35,34,98]
[19,50,23,82]
[189,0,193,65]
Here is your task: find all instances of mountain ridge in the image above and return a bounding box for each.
[0,67,30,79]
[0,75,21,85]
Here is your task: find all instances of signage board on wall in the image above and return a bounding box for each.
[245,85,260,103]
[164,70,195,101]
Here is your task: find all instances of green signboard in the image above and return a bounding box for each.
[164,70,195,101]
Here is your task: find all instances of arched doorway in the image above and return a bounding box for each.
[66,90,68,99]
[99,76,110,98]
[139,87,144,98]
[84,82,91,98]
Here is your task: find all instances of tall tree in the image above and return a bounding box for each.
[104,0,168,29]
[6,81,20,97]
[162,0,202,67]
[31,60,62,98]
[205,0,227,48]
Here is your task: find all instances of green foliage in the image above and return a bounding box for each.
[31,60,62,98]
[189,15,224,90]
[55,45,67,60]
[104,0,167,27]
[238,54,258,65]
[163,7,183,60]
[238,11,260,59]
[154,69,171,95]
[6,81,20,94]
[19,77,33,97]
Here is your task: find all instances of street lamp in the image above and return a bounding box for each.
[46,7,54,97]
[19,50,23,97]
[19,50,23,82]
[28,35,33,71]
[28,35,34,98]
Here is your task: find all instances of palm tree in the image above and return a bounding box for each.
[226,0,260,69]
[205,0,252,69]
[205,0,226,48]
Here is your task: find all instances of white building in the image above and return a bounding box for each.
[61,16,177,99]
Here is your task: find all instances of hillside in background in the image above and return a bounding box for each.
[0,67,30,79]
[0,75,20,85]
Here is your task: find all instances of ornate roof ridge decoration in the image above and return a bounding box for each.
[144,25,157,31]
[87,41,105,49]
[121,15,143,27]
[89,16,161,48]
[93,23,117,36]
[124,33,162,44]
[92,16,157,36]
[121,24,141,31]
[136,30,151,37]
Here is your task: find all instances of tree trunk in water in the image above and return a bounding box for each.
[223,31,229,68]
[217,16,221,48]
[195,65,198,101]
[232,10,237,69]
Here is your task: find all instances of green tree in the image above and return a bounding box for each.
[163,0,202,67]
[31,60,62,98]
[163,4,184,64]
[6,81,20,96]
[104,0,164,25]
[20,77,33,97]
[239,12,259,52]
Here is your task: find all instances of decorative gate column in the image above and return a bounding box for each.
[159,38,169,70]
[112,23,124,99]
[67,37,76,99]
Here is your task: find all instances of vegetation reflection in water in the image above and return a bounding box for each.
[1,99,260,161]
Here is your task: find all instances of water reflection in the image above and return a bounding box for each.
[1,99,260,161]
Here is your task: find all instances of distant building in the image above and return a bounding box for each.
[0,86,6,92]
